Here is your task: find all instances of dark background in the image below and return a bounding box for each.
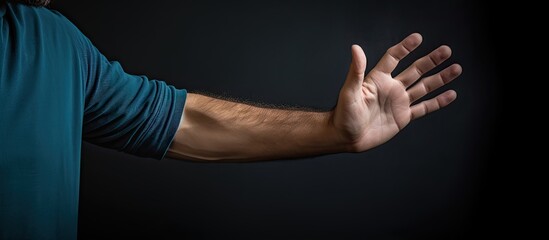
[50,0,500,239]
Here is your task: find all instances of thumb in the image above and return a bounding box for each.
[344,44,367,89]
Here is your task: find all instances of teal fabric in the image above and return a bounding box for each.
[0,3,186,239]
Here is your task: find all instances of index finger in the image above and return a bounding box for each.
[373,33,423,74]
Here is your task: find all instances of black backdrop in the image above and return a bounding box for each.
[49,0,499,239]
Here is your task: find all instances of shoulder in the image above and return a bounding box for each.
[4,3,87,41]
[5,3,69,22]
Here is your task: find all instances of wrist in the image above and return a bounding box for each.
[324,110,357,154]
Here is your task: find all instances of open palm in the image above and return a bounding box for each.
[333,33,462,151]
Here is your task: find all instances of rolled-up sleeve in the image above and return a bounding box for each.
[80,38,186,159]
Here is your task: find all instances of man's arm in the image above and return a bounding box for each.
[166,33,462,161]
[166,94,347,161]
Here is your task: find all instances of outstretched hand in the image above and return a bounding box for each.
[169,33,462,161]
[332,33,462,152]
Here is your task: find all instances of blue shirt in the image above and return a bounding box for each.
[0,3,186,239]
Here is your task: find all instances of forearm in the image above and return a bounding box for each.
[166,93,348,161]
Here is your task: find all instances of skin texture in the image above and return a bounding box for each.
[167,33,462,161]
